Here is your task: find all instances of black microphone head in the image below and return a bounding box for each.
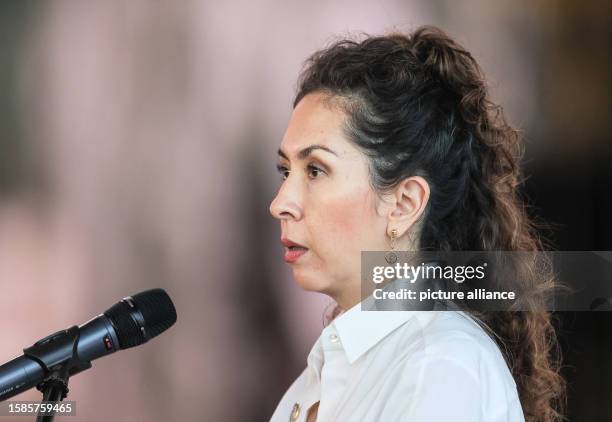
[131,288,177,338]
[104,288,177,350]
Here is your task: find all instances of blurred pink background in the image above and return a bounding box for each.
[0,1,610,421]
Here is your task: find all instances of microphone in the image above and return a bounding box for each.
[0,288,177,401]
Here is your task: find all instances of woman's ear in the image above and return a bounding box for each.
[387,176,430,236]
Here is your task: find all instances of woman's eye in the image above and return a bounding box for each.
[276,164,325,181]
[307,164,324,179]
[276,164,290,180]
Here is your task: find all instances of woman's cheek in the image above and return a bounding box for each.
[318,193,371,253]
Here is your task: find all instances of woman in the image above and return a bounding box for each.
[269,26,565,422]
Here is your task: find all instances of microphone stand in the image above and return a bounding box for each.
[36,363,70,422]
[22,326,91,422]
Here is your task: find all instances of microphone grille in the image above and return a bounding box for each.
[104,288,177,349]
[131,288,178,339]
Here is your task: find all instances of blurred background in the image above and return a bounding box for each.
[0,1,611,420]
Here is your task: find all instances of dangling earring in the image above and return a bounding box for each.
[385,229,398,264]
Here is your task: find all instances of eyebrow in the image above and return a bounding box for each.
[277,144,339,160]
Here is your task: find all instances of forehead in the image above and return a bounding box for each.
[279,93,357,158]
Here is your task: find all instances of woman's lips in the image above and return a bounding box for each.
[280,237,308,263]
[283,246,308,263]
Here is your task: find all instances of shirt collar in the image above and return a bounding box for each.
[330,297,438,364]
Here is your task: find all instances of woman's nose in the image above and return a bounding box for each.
[269,184,302,221]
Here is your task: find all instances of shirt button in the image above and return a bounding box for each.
[329,333,339,343]
[290,403,300,421]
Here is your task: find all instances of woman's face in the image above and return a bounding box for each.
[269,93,390,307]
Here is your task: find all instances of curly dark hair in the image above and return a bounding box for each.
[294,25,566,422]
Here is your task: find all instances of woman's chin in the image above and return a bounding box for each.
[292,271,330,293]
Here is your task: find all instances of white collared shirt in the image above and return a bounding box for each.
[270,302,525,422]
